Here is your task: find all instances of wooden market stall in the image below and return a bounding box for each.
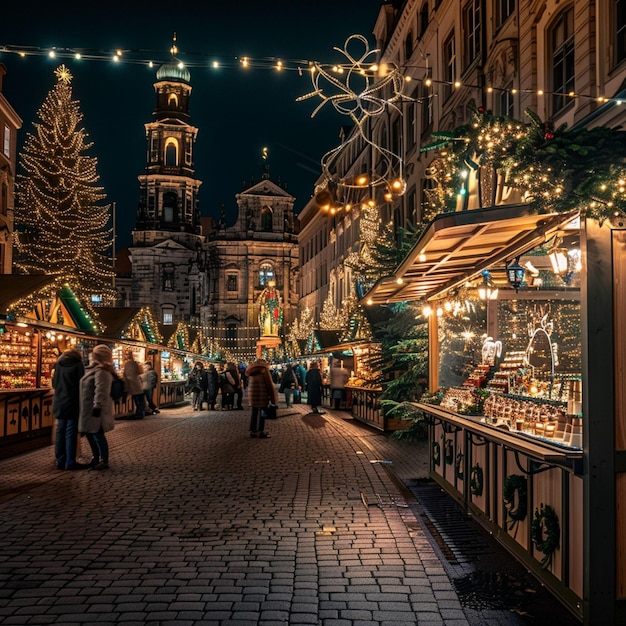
[364,203,625,623]
[0,276,100,457]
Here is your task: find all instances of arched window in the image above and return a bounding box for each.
[164,138,178,166]
[420,3,429,37]
[163,191,178,223]
[259,262,274,287]
[168,93,179,108]
[261,206,273,231]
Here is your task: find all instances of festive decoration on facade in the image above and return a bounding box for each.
[319,292,340,330]
[14,66,114,300]
[421,104,626,223]
[298,35,407,213]
[531,503,560,569]
[258,282,283,337]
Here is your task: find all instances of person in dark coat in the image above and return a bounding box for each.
[278,364,299,407]
[206,364,219,410]
[52,347,87,470]
[188,361,208,410]
[305,361,324,414]
[245,358,278,438]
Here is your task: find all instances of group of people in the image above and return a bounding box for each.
[187,361,244,411]
[52,346,160,471]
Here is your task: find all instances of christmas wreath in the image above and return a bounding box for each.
[531,503,560,569]
[444,438,454,465]
[503,474,528,532]
[432,440,441,466]
[469,464,483,497]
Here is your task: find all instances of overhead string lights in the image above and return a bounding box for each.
[297,35,408,214]
[2,40,624,106]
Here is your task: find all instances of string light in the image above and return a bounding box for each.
[0,41,622,107]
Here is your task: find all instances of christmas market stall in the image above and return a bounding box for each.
[363,200,626,622]
[96,307,186,412]
[0,276,100,457]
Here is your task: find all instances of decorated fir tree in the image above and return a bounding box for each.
[14,65,114,299]
[319,291,340,330]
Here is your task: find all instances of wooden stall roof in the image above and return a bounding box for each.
[95,307,162,344]
[364,204,579,305]
[0,275,57,312]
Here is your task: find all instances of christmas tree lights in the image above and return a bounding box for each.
[14,65,115,300]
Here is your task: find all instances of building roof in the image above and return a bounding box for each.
[156,60,191,84]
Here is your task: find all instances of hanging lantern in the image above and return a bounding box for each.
[548,247,568,275]
[506,258,526,292]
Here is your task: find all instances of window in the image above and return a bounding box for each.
[616,0,626,65]
[261,206,273,231]
[225,322,237,348]
[226,274,238,292]
[3,125,10,158]
[150,134,159,162]
[259,263,274,287]
[185,139,192,165]
[162,264,175,291]
[550,7,575,115]
[405,32,413,60]
[420,3,429,37]
[168,93,179,108]
[163,191,178,223]
[496,0,515,28]
[443,33,456,100]
[463,0,482,67]
[164,138,178,166]
[163,312,173,325]
[497,83,515,117]
[406,99,416,152]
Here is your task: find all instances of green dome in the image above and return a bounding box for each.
[156,60,191,83]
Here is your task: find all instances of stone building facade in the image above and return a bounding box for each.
[0,64,22,274]
[127,54,299,361]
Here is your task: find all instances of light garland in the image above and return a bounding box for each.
[1,42,623,108]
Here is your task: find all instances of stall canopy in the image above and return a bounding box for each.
[364,204,579,305]
[0,275,100,333]
[96,307,162,344]
[305,330,341,356]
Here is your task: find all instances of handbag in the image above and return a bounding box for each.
[293,388,302,404]
[263,403,277,419]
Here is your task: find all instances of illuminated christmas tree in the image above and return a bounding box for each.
[319,291,339,330]
[14,65,114,299]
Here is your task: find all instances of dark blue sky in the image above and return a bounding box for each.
[2,1,383,247]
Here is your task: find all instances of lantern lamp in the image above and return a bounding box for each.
[506,258,526,292]
[548,247,568,275]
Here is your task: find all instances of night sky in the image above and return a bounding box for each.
[2,1,383,248]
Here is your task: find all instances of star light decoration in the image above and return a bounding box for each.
[54,64,72,84]
[298,35,407,214]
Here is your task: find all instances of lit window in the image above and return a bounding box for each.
[90,294,103,304]
[259,263,274,287]
[164,138,178,166]
[261,206,273,231]
[163,312,173,325]
[550,7,575,114]
[3,125,10,158]
[168,93,179,108]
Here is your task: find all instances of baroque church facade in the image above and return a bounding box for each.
[127,54,299,362]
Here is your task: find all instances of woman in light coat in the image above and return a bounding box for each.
[79,344,115,470]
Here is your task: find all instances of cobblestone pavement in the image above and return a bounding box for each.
[0,402,578,625]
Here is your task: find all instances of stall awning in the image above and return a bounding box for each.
[364,204,579,304]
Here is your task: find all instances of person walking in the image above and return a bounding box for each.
[329,359,350,410]
[206,363,219,410]
[278,364,299,407]
[245,358,278,438]
[188,361,208,411]
[122,349,145,419]
[141,361,159,415]
[305,361,324,414]
[52,347,87,470]
[78,344,115,470]
[226,362,244,410]
[219,365,237,410]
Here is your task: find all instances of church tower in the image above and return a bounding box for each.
[129,39,206,323]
